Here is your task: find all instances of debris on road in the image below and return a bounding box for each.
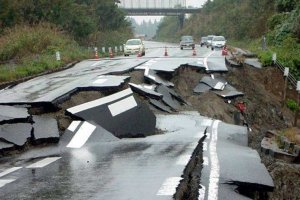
[129,83,162,99]
[244,58,262,69]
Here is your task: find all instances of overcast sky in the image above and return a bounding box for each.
[130,0,207,24]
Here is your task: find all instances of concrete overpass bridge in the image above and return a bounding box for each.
[118,0,201,27]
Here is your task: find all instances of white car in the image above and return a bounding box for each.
[124,39,145,56]
[211,36,226,50]
[206,35,215,48]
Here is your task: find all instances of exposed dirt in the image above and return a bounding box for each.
[171,62,300,199]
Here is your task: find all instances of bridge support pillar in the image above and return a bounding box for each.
[178,14,185,29]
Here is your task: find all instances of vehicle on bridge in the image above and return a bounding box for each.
[124,38,145,56]
[211,36,226,50]
[180,35,195,50]
[200,36,208,47]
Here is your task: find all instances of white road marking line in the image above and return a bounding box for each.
[66,122,96,148]
[91,61,102,67]
[203,157,209,166]
[176,155,191,166]
[214,82,225,90]
[0,179,15,188]
[93,79,107,84]
[0,167,22,178]
[208,120,220,200]
[67,121,82,132]
[199,185,206,200]
[157,177,182,196]
[108,96,137,117]
[26,157,61,169]
[211,74,215,79]
[204,51,214,70]
[67,88,133,114]
[203,142,207,151]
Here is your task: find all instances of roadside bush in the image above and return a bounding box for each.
[0,23,90,82]
[258,50,273,67]
[286,99,299,111]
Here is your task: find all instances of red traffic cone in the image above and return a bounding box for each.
[164,47,168,56]
[192,49,197,56]
[109,50,114,58]
[137,51,142,57]
[222,46,228,56]
[95,50,99,59]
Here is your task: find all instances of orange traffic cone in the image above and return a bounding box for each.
[109,49,114,58]
[137,51,142,57]
[164,47,168,56]
[192,48,197,56]
[222,46,228,56]
[95,50,99,59]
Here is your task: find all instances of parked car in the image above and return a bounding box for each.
[206,35,215,48]
[180,35,195,50]
[124,39,145,56]
[211,36,226,50]
[200,37,208,47]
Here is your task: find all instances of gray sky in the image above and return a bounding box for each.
[130,0,207,24]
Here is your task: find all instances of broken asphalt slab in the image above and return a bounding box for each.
[144,68,174,87]
[200,76,227,90]
[156,85,183,111]
[129,83,162,99]
[201,121,274,199]
[89,75,130,88]
[61,121,118,149]
[0,106,30,124]
[214,84,244,98]
[66,88,156,138]
[244,58,262,69]
[32,116,60,143]
[0,59,145,105]
[193,82,212,94]
[0,123,32,147]
[149,99,173,113]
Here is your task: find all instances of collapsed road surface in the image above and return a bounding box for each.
[0,41,274,199]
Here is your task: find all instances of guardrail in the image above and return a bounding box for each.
[274,60,297,88]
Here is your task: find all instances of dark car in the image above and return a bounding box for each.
[200,37,208,47]
[180,35,195,50]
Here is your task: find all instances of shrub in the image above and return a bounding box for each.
[286,99,299,111]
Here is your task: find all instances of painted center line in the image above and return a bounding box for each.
[108,96,137,117]
[67,121,82,132]
[157,177,182,196]
[207,120,220,200]
[26,157,62,169]
[0,167,22,178]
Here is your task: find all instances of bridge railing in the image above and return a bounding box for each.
[118,0,186,9]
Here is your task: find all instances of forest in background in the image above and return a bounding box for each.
[0,0,133,82]
[156,0,300,77]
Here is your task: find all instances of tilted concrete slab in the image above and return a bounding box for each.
[201,121,274,199]
[214,84,244,98]
[193,83,211,94]
[0,106,29,124]
[200,76,227,90]
[244,58,262,69]
[129,83,162,99]
[0,59,145,105]
[61,121,118,149]
[0,141,14,152]
[66,88,156,138]
[144,68,174,87]
[32,116,60,142]
[206,56,228,72]
[149,99,173,113]
[156,85,182,111]
[0,123,32,147]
